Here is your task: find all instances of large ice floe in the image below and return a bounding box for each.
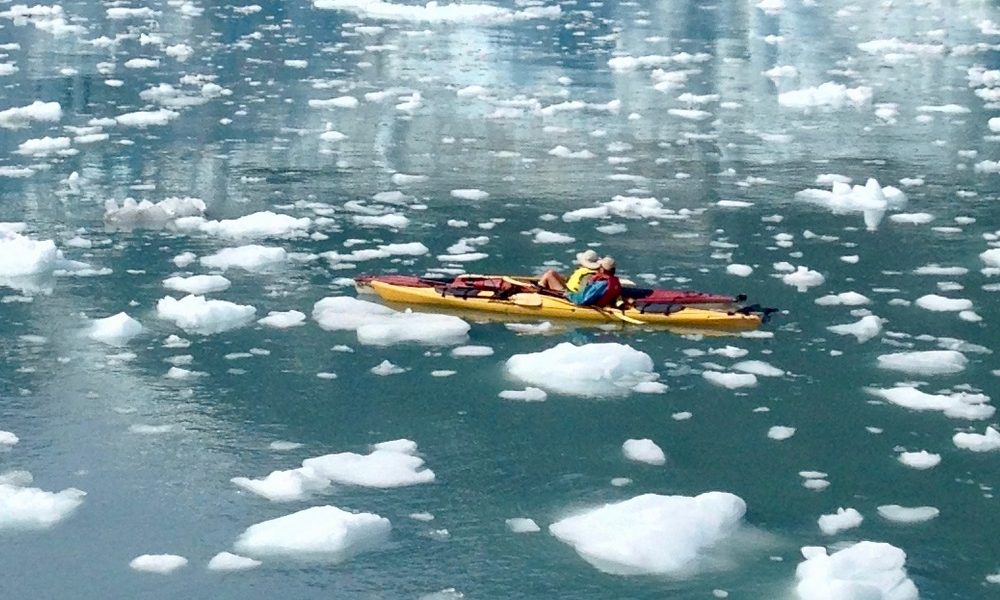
[794,179,906,230]
[175,211,310,239]
[0,471,86,530]
[312,0,560,24]
[232,439,434,501]
[548,492,747,575]
[103,197,206,228]
[505,342,657,396]
[233,505,391,560]
[794,541,918,599]
[953,427,1000,452]
[312,296,469,345]
[89,312,143,345]
[156,295,256,334]
[199,245,287,271]
[875,350,967,375]
[870,386,993,420]
[778,83,873,109]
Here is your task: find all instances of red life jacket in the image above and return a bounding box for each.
[589,271,622,307]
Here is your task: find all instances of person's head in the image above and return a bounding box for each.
[575,249,600,270]
[598,256,616,274]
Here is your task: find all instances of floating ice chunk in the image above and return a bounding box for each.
[782,266,824,292]
[450,345,493,357]
[668,108,712,120]
[876,506,939,524]
[0,430,18,446]
[107,6,158,19]
[632,381,668,393]
[726,264,753,277]
[506,342,656,396]
[89,312,143,345]
[115,109,178,127]
[548,145,595,159]
[876,350,966,375]
[709,345,747,359]
[308,96,359,109]
[450,189,489,201]
[549,492,747,575]
[703,371,758,389]
[915,294,972,312]
[913,264,966,276]
[269,441,303,451]
[953,426,1000,452]
[258,310,306,328]
[163,275,231,294]
[0,231,63,278]
[827,315,883,343]
[778,83,872,109]
[981,249,1000,268]
[184,212,311,239]
[16,136,70,156]
[232,466,330,502]
[818,508,863,535]
[313,297,395,330]
[313,0,559,24]
[794,541,918,600]
[768,426,796,440]
[506,518,540,533]
[234,505,390,560]
[0,100,61,129]
[871,387,993,420]
[815,291,870,306]
[207,552,261,571]
[353,214,409,228]
[897,451,940,470]
[156,295,256,335]
[0,478,85,530]
[622,439,666,465]
[533,230,575,244]
[200,245,287,271]
[498,387,547,402]
[371,360,404,375]
[890,213,934,225]
[732,360,784,377]
[104,197,206,227]
[302,440,434,488]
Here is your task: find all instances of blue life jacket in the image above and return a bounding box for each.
[566,280,609,306]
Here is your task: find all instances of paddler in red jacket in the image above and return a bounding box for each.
[566,256,622,307]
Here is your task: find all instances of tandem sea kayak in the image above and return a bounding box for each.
[355,274,772,331]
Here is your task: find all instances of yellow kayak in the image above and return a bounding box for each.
[366,280,762,331]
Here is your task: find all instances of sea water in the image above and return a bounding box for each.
[1,0,999,597]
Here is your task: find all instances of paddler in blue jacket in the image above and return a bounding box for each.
[537,249,600,293]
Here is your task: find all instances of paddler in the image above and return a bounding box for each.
[566,256,622,307]
[537,249,601,293]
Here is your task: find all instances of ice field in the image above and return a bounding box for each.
[1,0,1000,597]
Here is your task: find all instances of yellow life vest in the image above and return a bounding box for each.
[566,267,596,293]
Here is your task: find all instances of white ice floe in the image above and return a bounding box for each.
[632,381,668,394]
[371,360,404,375]
[450,345,494,357]
[827,315,883,343]
[981,249,1000,268]
[505,342,656,396]
[732,360,784,377]
[450,188,489,201]
[104,197,206,227]
[115,109,179,127]
[876,505,939,524]
[157,295,256,335]
[232,466,330,502]
[726,264,753,277]
[871,386,993,420]
[795,179,906,230]
[207,552,261,571]
[815,291,870,306]
[15,136,70,156]
[548,492,747,575]
[498,387,547,402]
[89,312,143,345]
[794,541,918,600]
[302,439,435,488]
[768,426,796,440]
[0,100,61,128]
[890,213,934,225]
[0,231,64,279]
[778,83,872,109]
[533,230,575,244]
[200,245,287,271]
[312,296,470,346]
[897,451,940,470]
[702,371,758,389]
[876,350,967,375]
[163,274,231,295]
[505,518,540,533]
[0,430,18,446]
[818,508,863,535]
[953,426,1000,452]
[914,294,973,312]
[0,475,85,530]
[258,310,306,328]
[782,266,825,292]
[178,212,311,239]
[129,554,188,574]
[622,439,666,465]
[234,505,391,559]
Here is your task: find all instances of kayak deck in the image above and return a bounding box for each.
[366,280,762,330]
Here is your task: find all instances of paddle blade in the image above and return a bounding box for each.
[510,293,543,307]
